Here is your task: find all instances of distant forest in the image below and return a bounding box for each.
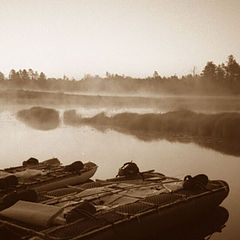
[1,55,240,95]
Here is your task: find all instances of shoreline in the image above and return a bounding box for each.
[1,89,240,112]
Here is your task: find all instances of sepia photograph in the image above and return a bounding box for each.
[0,0,239,239]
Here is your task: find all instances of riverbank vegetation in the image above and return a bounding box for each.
[1,55,240,96]
[63,109,240,140]
[63,109,240,156]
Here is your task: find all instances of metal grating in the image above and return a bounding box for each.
[114,201,153,215]
[144,193,181,205]
[80,181,104,189]
[47,187,78,197]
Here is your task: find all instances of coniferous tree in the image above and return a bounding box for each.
[28,69,34,80]
[216,64,226,82]
[39,72,46,81]
[9,69,17,81]
[225,55,240,81]
[34,71,39,80]
[22,69,30,82]
[202,61,217,81]
[0,72,5,81]
[153,71,159,78]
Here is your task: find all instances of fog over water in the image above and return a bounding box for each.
[0,99,240,239]
[1,1,240,238]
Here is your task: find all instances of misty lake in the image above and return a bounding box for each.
[0,103,240,240]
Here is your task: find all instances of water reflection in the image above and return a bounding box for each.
[63,110,240,157]
[0,108,235,240]
[128,207,229,240]
[114,129,240,157]
[13,106,240,156]
[16,106,60,130]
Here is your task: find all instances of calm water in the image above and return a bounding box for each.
[0,106,239,240]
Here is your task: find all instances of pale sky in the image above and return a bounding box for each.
[0,0,240,79]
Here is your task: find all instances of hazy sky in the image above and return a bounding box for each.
[1,0,240,79]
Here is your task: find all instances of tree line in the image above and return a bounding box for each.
[0,55,240,95]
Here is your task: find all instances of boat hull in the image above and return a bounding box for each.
[0,175,229,240]
[46,180,229,240]
[34,165,98,192]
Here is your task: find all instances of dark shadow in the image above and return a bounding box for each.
[142,206,229,240]
[63,109,240,156]
[17,106,60,130]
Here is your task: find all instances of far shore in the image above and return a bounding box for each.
[1,89,240,112]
